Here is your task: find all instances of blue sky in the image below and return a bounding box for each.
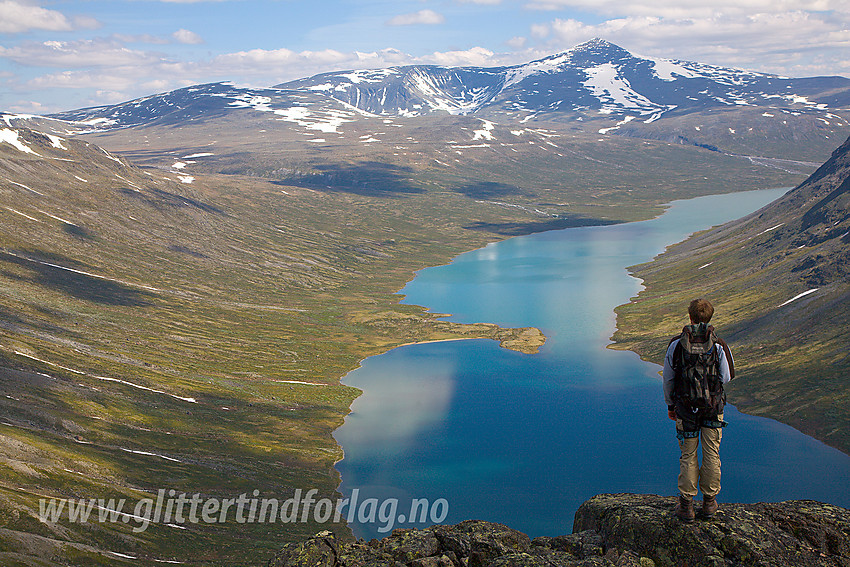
[1,0,849,113]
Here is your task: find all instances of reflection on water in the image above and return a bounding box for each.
[334,188,850,540]
[341,351,456,455]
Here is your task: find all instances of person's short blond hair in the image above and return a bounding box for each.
[688,298,714,324]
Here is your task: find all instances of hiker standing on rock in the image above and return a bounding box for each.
[663,298,735,522]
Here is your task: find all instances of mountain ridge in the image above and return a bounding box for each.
[13,38,844,134]
[275,37,848,120]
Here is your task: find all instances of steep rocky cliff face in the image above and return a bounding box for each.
[267,494,850,567]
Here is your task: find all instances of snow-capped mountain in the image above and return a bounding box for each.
[39,39,850,133]
[47,82,303,131]
[276,38,850,120]
[279,66,507,117]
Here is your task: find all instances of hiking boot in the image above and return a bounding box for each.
[702,495,718,518]
[674,494,695,523]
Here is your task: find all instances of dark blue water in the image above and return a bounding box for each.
[334,188,850,539]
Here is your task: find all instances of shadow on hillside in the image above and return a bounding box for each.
[0,251,155,307]
[0,303,86,339]
[453,181,525,199]
[63,224,95,240]
[280,162,424,196]
[465,215,619,236]
[118,187,224,215]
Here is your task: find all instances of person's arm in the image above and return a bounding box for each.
[663,339,678,417]
[718,341,733,384]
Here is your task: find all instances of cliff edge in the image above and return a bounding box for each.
[268,494,850,567]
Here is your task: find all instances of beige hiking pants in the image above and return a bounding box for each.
[677,413,723,498]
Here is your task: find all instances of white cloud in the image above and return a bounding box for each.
[524,0,850,16]
[0,0,98,33]
[528,9,850,76]
[458,0,502,4]
[530,23,550,39]
[113,33,170,45]
[8,99,48,114]
[94,90,132,103]
[107,31,202,46]
[173,29,204,44]
[27,70,140,91]
[506,36,527,49]
[422,46,497,67]
[0,39,160,68]
[386,9,446,26]
[210,45,516,80]
[211,47,352,73]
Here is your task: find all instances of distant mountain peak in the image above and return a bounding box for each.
[37,39,850,130]
[570,37,625,52]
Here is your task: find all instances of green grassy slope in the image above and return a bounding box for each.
[612,135,850,454]
[0,114,817,565]
[0,128,551,566]
[79,110,811,217]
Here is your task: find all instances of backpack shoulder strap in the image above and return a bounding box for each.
[668,333,683,348]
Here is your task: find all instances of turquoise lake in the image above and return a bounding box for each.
[334,188,850,539]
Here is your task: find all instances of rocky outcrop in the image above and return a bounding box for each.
[267,494,850,567]
[574,494,850,567]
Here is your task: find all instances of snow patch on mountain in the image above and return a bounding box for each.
[273,106,353,133]
[229,94,274,112]
[37,208,77,226]
[100,148,123,165]
[406,69,495,115]
[46,134,67,150]
[306,83,337,92]
[647,58,702,81]
[0,128,40,155]
[225,91,357,133]
[599,115,636,134]
[10,181,45,196]
[2,114,33,127]
[503,52,572,88]
[472,120,495,140]
[78,117,118,127]
[4,207,40,222]
[339,69,399,84]
[779,288,819,307]
[582,64,660,114]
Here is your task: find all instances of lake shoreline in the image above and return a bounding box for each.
[332,186,850,541]
[608,185,850,458]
